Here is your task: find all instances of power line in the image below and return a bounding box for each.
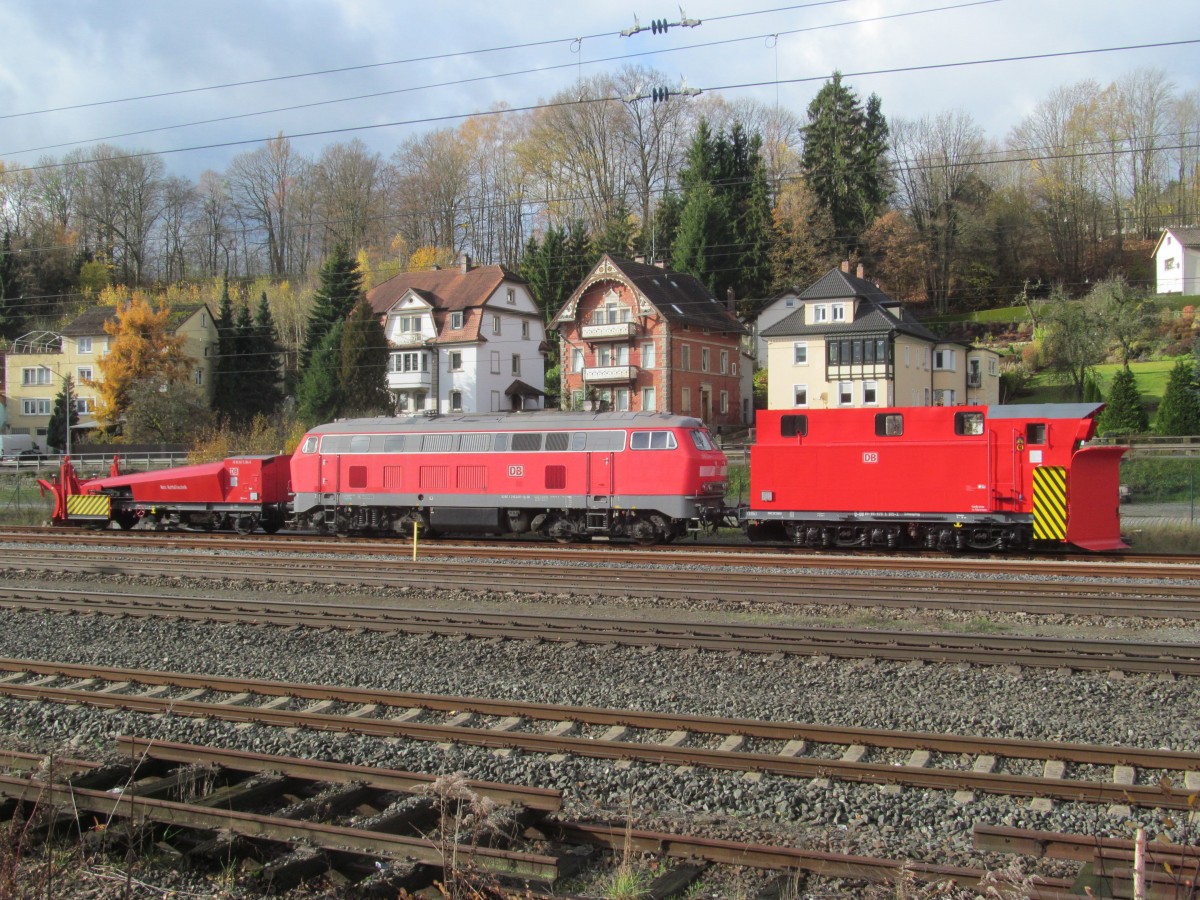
[0,0,865,122]
[2,0,1003,159]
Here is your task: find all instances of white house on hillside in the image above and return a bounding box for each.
[366,256,548,414]
[1153,227,1200,295]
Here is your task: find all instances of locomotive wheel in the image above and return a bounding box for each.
[113,513,137,531]
[261,518,283,535]
[234,515,259,535]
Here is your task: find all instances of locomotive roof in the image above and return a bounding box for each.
[986,402,1103,420]
[307,411,707,435]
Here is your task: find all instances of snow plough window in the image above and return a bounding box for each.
[875,414,904,436]
[780,414,808,438]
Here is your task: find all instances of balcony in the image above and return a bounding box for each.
[581,321,639,340]
[584,365,639,383]
[387,370,433,390]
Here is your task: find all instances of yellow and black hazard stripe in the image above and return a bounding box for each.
[66,493,112,521]
[1032,466,1067,542]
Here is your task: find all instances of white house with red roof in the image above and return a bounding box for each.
[365,255,547,414]
[1153,227,1200,295]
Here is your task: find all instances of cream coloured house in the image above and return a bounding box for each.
[760,266,1000,410]
[3,303,217,445]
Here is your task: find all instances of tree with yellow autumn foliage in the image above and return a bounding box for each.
[94,294,189,431]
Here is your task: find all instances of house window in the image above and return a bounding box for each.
[785,297,795,307]
[506,288,516,304]
[490,351,500,374]
[923,348,930,369]
[793,385,808,407]
[449,351,463,371]
[732,362,737,376]
[572,349,584,373]
[934,349,955,371]
[194,368,204,386]
[641,386,656,411]
[813,305,828,322]
[22,367,52,386]
[413,392,426,411]
[511,354,520,375]
[599,345,629,366]
[398,314,423,333]
[642,342,655,368]
[21,399,51,416]
[905,346,911,367]
[450,390,463,411]
[720,350,729,374]
[390,351,429,373]
[988,359,998,376]
[396,393,410,412]
[450,311,464,329]
[571,389,584,409]
[491,390,501,411]
[827,343,839,365]
[793,343,807,365]
[832,304,846,321]
[1165,258,1177,270]
[76,367,93,382]
[75,398,94,415]
[681,345,691,370]
[720,391,729,414]
[863,381,878,405]
[838,382,853,406]
[78,337,93,353]
[681,386,691,413]
[614,388,630,411]
[492,314,501,335]
[521,320,530,340]
[701,348,710,372]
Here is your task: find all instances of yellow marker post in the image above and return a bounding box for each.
[412,520,418,561]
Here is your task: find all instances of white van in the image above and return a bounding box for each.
[0,434,43,460]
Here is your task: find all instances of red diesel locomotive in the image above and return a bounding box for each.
[43,412,730,544]
[743,403,1126,551]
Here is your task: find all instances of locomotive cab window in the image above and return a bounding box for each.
[302,437,318,453]
[689,430,714,450]
[631,431,678,450]
[1026,423,1046,444]
[780,414,808,438]
[875,414,904,436]
[955,412,985,436]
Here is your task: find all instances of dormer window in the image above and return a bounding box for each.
[398,314,423,333]
[832,304,846,321]
[812,305,829,323]
[450,311,464,329]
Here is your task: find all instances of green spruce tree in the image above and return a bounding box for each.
[211,280,241,421]
[0,231,27,341]
[296,322,345,426]
[1155,360,1200,436]
[1098,366,1148,435]
[301,245,364,374]
[338,300,392,417]
[244,291,284,419]
[800,72,890,257]
[46,376,79,453]
[671,119,774,309]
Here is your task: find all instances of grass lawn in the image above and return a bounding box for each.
[1022,356,1186,413]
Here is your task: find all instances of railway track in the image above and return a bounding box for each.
[4,586,1200,675]
[3,525,1198,576]
[0,738,1080,898]
[1,658,1195,812]
[2,543,1198,618]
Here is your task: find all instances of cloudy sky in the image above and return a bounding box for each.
[1,0,1197,179]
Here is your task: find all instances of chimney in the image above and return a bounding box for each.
[856,263,864,279]
[654,259,666,269]
[633,254,646,264]
[840,260,850,273]
[726,286,736,315]
[459,253,472,274]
